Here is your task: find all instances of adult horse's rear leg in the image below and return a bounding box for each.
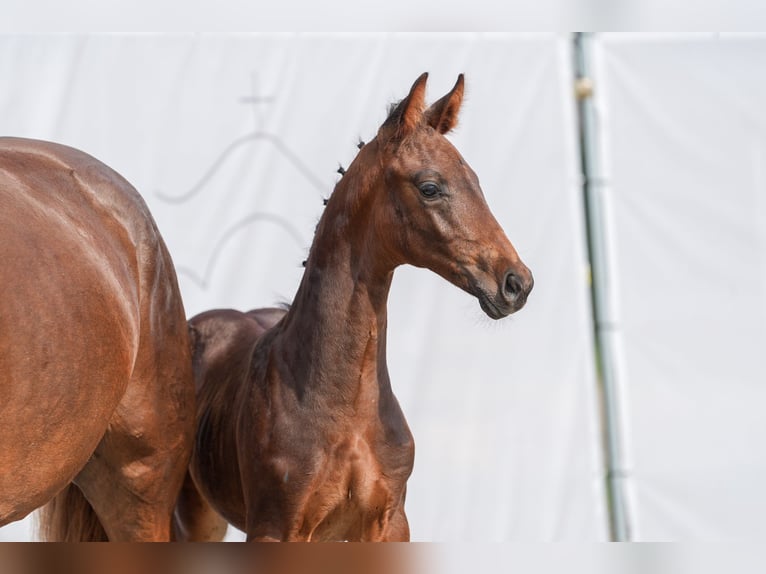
[47,250,195,542]
[80,288,194,540]
[73,411,192,541]
[37,296,194,541]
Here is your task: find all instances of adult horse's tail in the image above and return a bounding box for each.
[38,484,108,541]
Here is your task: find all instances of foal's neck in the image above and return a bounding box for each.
[276,160,395,405]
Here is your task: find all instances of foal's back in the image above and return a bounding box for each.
[185,307,287,531]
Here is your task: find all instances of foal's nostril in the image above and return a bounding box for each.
[503,272,524,300]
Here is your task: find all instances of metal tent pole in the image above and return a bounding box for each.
[572,32,631,542]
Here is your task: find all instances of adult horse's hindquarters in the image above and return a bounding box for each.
[0,137,194,541]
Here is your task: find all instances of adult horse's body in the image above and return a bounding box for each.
[175,74,533,542]
[0,138,194,541]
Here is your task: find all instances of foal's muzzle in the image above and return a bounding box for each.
[477,264,533,320]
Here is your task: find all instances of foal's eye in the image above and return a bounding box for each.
[418,182,441,198]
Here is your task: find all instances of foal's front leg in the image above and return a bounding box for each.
[245,517,307,542]
[242,479,306,542]
[380,505,410,542]
[245,502,322,542]
[361,502,410,542]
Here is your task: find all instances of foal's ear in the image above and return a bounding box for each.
[425,74,464,134]
[379,72,429,142]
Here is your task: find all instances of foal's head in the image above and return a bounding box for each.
[338,73,533,319]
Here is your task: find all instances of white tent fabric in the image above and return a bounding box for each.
[0,34,603,541]
[9,32,766,545]
[591,33,766,540]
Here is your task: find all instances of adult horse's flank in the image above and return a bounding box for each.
[175,73,533,542]
[0,138,194,541]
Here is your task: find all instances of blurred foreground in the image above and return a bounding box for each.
[0,544,761,574]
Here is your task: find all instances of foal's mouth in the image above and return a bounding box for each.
[477,291,510,320]
[452,261,532,320]
[467,277,514,320]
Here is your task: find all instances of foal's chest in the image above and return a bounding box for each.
[296,431,410,541]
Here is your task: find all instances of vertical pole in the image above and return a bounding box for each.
[572,32,631,541]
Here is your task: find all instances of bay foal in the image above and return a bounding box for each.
[175,74,533,541]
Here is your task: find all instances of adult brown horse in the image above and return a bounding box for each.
[174,73,533,542]
[0,138,195,541]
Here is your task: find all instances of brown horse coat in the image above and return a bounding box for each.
[175,74,533,542]
[0,138,194,541]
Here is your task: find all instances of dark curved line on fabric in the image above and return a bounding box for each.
[176,212,307,289]
[155,131,328,204]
